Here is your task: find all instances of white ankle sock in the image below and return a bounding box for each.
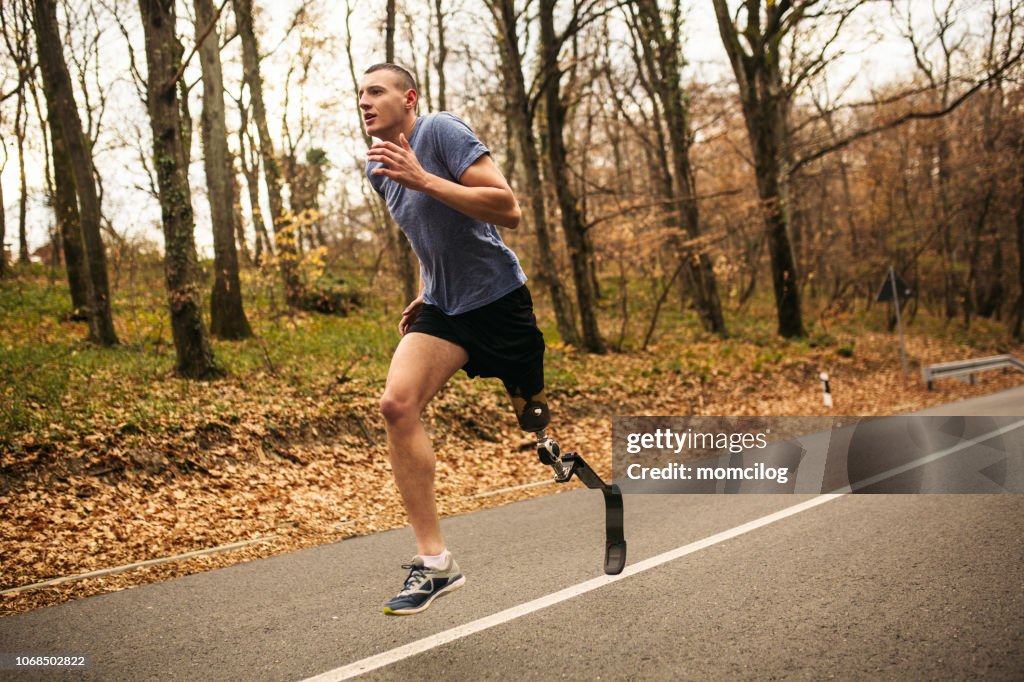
[421,549,450,569]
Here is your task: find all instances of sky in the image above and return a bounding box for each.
[0,0,999,260]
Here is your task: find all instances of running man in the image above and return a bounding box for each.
[360,63,551,615]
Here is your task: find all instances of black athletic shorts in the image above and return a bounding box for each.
[407,284,545,399]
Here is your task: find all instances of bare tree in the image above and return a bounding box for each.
[627,0,727,336]
[40,54,90,315]
[138,0,220,378]
[14,72,29,264]
[280,34,329,253]
[385,0,396,62]
[343,0,417,303]
[485,0,580,347]
[789,0,1024,326]
[898,0,964,320]
[33,0,119,345]
[710,0,867,337]
[195,0,252,339]
[26,51,60,271]
[384,0,418,303]
[0,136,6,277]
[1014,131,1024,339]
[433,0,447,111]
[1,0,32,265]
[538,0,605,352]
[229,154,252,265]
[234,0,302,306]
[235,96,272,264]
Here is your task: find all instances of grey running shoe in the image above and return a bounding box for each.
[383,554,466,616]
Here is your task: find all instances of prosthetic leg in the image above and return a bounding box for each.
[511,389,627,575]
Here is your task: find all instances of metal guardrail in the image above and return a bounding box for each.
[922,354,1024,390]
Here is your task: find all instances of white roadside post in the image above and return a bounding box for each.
[820,371,833,408]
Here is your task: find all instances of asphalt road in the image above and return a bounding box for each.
[2,386,1023,681]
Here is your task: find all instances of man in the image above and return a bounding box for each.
[360,63,551,616]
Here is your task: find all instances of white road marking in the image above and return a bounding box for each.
[469,479,553,498]
[302,417,1024,681]
[0,535,279,596]
[302,495,841,682]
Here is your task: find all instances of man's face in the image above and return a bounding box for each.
[358,70,415,138]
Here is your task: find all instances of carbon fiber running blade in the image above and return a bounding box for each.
[603,485,626,575]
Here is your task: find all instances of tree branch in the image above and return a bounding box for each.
[790,46,1024,175]
[166,0,230,88]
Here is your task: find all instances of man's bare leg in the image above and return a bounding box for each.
[380,332,469,556]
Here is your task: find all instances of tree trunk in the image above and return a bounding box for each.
[487,0,579,346]
[935,139,961,321]
[33,0,118,345]
[28,74,61,272]
[229,161,252,266]
[977,230,1003,319]
[379,0,417,303]
[389,214,417,303]
[385,0,396,62]
[138,0,221,379]
[16,91,30,264]
[236,108,272,264]
[288,150,327,248]
[0,160,6,278]
[234,0,301,305]
[195,0,252,339]
[969,89,1003,321]
[966,187,995,319]
[754,116,804,339]
[341,0,415,302]
[179,79,193,167]
[631,0,726,336]
[433,0,447,111]
[538,0,604,353]
[46,97,89,315]
[712,0,804,338]
[1013,140,1024,340]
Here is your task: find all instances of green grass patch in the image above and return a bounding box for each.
[2,264,1021,461]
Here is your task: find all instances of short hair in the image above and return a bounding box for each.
[364,63,417,93]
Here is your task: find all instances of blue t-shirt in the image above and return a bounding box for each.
[366,112,527,315]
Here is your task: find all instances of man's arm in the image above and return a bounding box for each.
[367,134,522,228]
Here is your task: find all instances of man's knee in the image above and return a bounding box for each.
[380,391,419,426]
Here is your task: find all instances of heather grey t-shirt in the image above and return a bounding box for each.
[366,112,527,315]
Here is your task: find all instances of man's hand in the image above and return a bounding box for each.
[367,134,431,192]
[399,295,424,336]
[368,131,521,228]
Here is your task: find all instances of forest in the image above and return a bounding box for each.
[2,0,1023,614]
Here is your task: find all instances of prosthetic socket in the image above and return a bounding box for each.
[507,386,551,433]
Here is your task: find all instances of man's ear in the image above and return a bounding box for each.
[405,88,418,111]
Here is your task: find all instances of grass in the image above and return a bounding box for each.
[0,260,399,445]
[2,257,1021,459]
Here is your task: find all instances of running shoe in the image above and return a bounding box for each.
[383,554,466,616]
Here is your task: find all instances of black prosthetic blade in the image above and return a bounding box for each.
[543,450,628,574]
[603,484,626,575]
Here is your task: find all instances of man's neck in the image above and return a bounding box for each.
[379,115,418,145]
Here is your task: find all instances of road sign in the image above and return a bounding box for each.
[876,270,913,303]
